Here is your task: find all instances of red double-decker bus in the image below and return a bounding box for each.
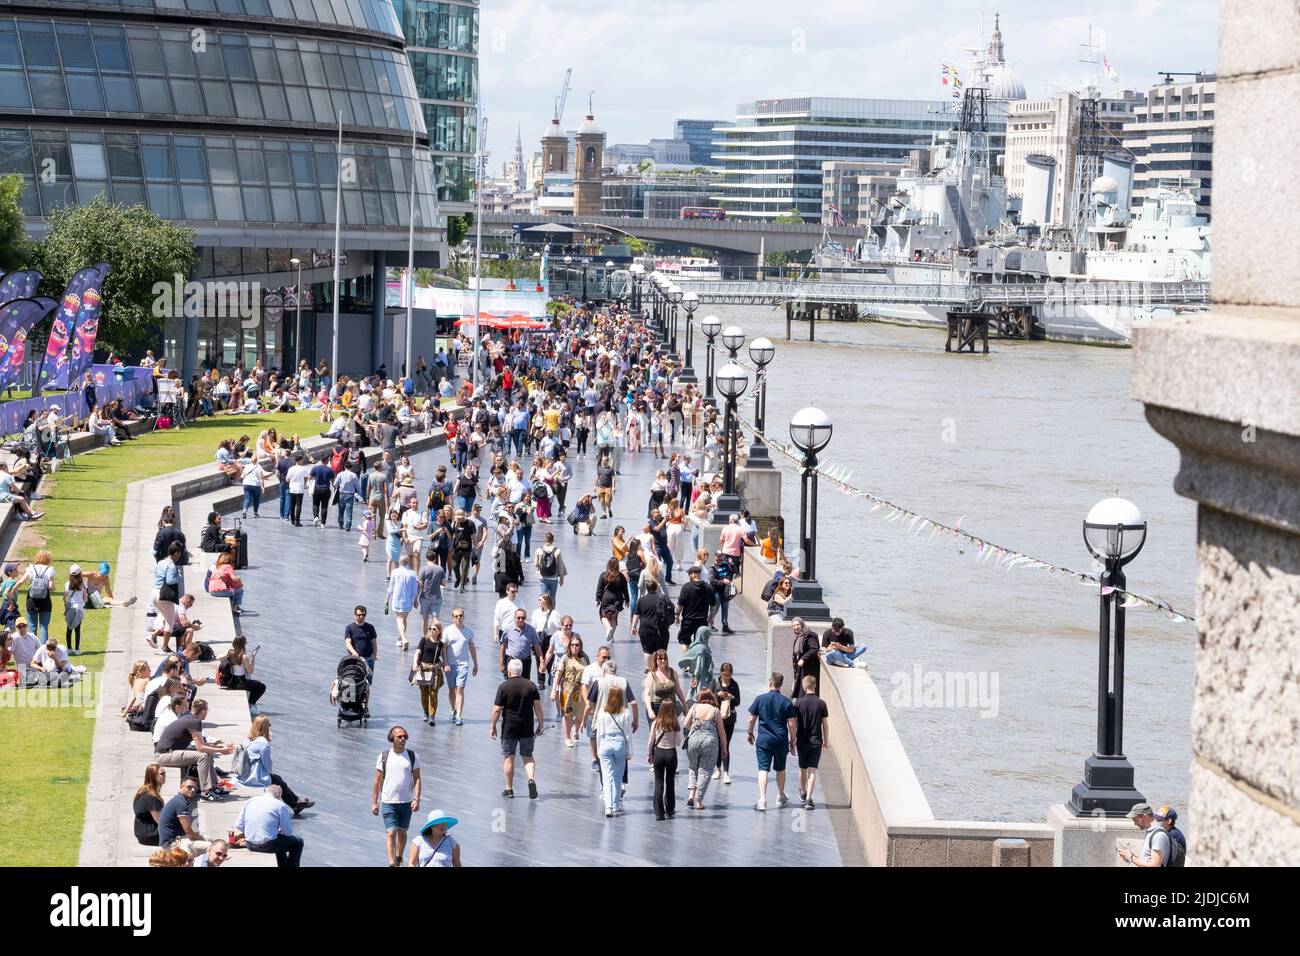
[679,206,726,220]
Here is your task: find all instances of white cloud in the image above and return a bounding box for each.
[478,0,1218,156]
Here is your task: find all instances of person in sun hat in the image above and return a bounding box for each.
[407,809,462,867]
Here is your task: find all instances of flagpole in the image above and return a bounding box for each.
[405,127,417,389]
[331,110,342,390]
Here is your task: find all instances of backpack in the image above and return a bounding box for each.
[127,690,160,732]
[1162,831,1186,868]
[330,448,346,473]
[28,567,50,600]
[195,642,216,662]
[428,485,449,513]
[760,577,780,603]
[216,656,233,687]
[538,547,558,578]
[379,748,417,781]
[231,741,252,780]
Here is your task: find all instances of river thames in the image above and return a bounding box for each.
[704,304,1196,823]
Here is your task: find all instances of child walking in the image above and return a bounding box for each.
[358,509,376,563]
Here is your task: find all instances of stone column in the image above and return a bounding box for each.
[1130,3,1300,865]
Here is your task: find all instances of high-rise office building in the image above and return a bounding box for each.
[673,118,725,166]
[1122,74,1215,218]
[712,97,991,221]
[391,0,478,208]
[0,0,441,376]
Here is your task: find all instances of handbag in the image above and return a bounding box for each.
[159,581,180,603]
[413,662,438,687]
[720,698,732,720]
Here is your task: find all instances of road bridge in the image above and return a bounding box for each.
[481,213,859,262]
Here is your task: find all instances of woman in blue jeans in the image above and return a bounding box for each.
[21,550,57,642]
[241,459,264,517]
[595,685,632,818]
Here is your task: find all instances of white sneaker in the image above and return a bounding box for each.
[754,800,767,812]
[724,772,733,785]
[854,658,871,671]
[401,640,410,650]
[396,639,405,647]
[711,767,720,780]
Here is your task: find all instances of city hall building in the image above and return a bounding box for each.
[0,0,476,378]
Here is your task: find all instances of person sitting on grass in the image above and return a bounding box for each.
[84,561,137,609]
[0,463,43,521]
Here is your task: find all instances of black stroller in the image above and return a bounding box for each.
[332,656,370,728]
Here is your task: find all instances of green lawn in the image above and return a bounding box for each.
[0,408,318,866]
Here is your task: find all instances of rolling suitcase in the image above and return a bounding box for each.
[225,520,250,570]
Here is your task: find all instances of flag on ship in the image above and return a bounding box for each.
[827,203,844,226]
[1103,55,1118,80]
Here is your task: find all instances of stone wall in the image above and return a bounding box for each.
[1129,0,1300,864]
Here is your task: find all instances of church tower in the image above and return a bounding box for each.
[573,96,605,217]
[540,116,568,186]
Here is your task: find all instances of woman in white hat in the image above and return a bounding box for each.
[406,809,461,867]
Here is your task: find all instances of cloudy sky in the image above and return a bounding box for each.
[479,0,1218,159]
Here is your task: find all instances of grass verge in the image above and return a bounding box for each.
[0,409,318,866]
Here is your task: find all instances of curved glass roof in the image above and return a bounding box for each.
[27,0,403,41]
[0,18,425,135]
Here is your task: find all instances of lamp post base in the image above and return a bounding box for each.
[710,492,744,524]
[702,395,718,410]
[783,577,831,622]
[745,440,775,468]
[1067,755,1146,817]
[676,366,698,386]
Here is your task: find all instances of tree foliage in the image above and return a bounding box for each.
[447,212,473,247]
[0,173,35,271]
[37,196,195,355]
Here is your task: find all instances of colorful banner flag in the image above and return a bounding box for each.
[0,296,57,391]
[0,269,42,305]
[65,262,110,385]
[36,266,101,391]
[1103,55,1118,81]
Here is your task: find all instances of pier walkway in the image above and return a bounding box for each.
[239,434,854,866]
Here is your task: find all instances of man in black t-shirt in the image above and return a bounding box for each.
[490,659,544,799]
[675,566,712,649]
[154,698,234,801]
[794,676,829,811]
[345,605,378,673]
[821,617,867,669]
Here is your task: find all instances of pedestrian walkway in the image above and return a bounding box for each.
[242,435,852,866]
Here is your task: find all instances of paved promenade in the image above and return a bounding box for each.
[240,434,853,866]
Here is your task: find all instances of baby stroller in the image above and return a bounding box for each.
[331,656,370,728]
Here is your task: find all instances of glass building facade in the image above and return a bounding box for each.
[712,97,1006,221]
[391,0,477,205]
[0,0,445,375]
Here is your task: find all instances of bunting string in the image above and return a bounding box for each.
[735,419,1196,625]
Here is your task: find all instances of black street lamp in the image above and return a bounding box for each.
[746,336,775,468]
[677,291,699,384]
[668,283,683,355]
[700,314,721,409]
[721,324,744,361]
[712,361,749,523]
[786,406,834,621]
[290,256,303,368]
[1069,497,1148,816]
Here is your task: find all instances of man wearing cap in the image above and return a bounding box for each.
[1119,804,1173,867]
[407,809,462,867]
[8,619,37,686]
[1156,805,1187,859]
[675,565,712,651]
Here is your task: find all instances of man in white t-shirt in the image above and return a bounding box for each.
[29,636,74,685]
[492,583,520,642]
[285,454,311,527]
[441,608,479,725]
[579,644,612,772]
[370,727,421,867]
[8,620,38,684]
[401,506,428,572]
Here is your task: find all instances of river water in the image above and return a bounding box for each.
[701,304,1196,823]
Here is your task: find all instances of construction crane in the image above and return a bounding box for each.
[1157,71,1207,84]
[553,67,573,124]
